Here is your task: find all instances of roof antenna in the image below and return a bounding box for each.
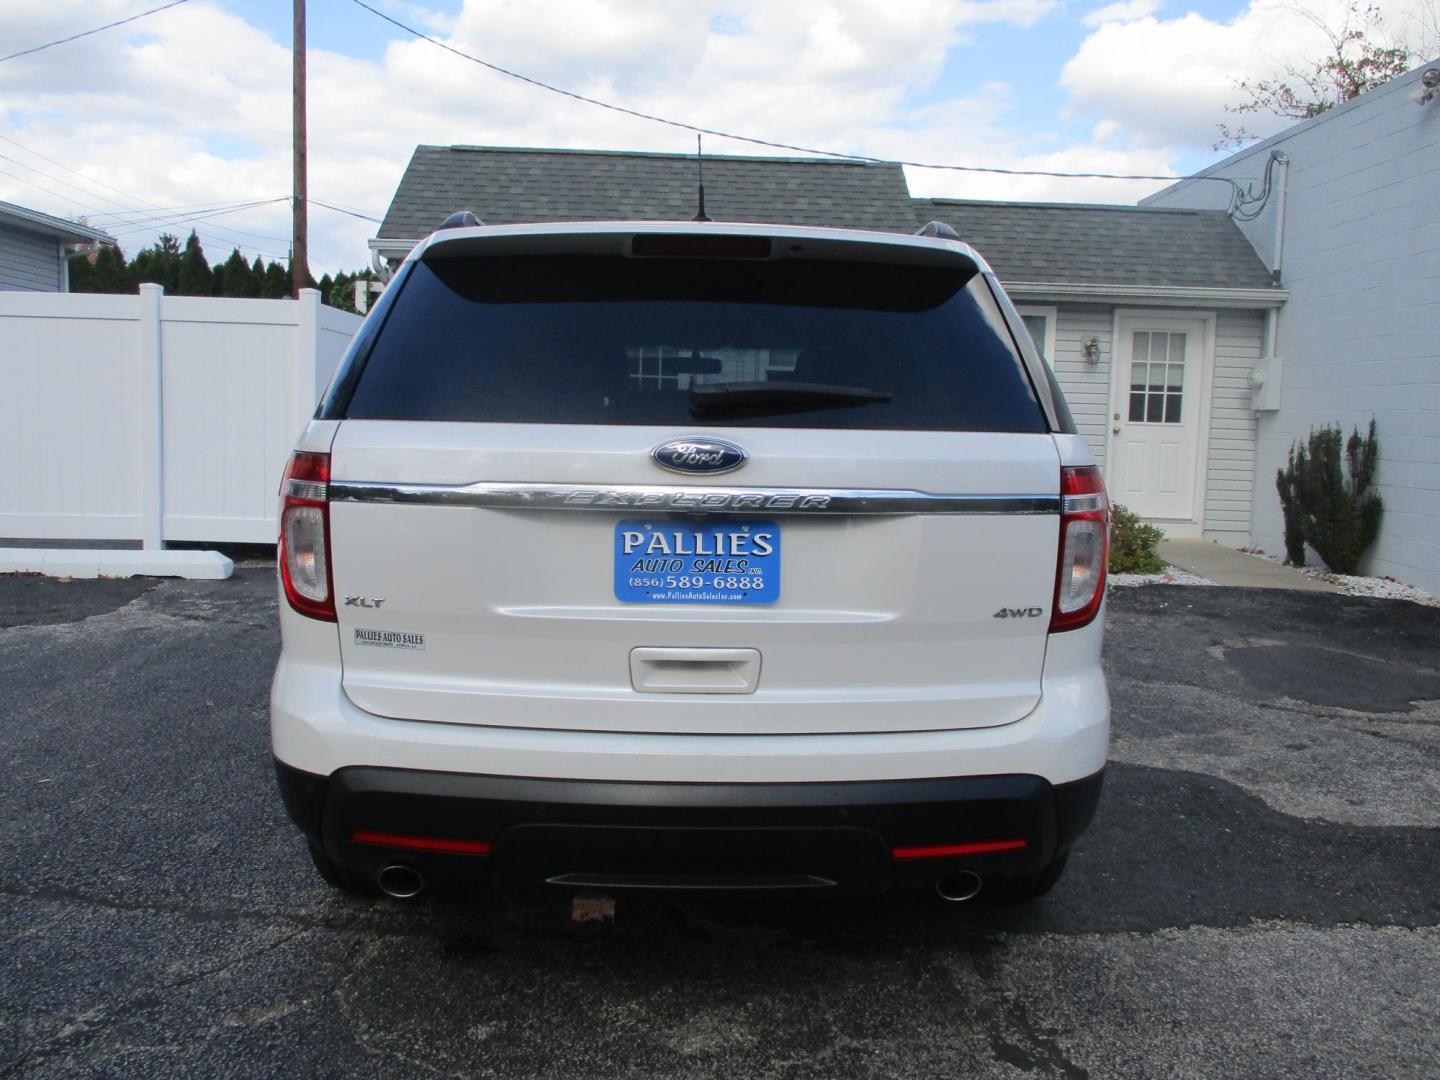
[692,134,711,222]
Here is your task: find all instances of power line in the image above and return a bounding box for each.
[86,196,289,220]
[0,0,192,64]
[98,198,289,232]
[348,0,1246,191]
[0,135,292,245]
[0,134,284,229]
[309,198,381,223]
[0,135,373,270]
[0,166,290,262]
[105,198,291,236]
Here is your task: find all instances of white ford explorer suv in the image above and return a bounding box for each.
[271,217,1109,905]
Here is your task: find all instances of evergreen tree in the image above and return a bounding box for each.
[68,244,131,294]
[1276,420,1384,574]
[92,245,129,293]
[67,252,96,292]
[317,273,334,303]
[262,261,290,299]
[328,272,355,311]
[129,233,182,293]
[219,248,258,297]
[177,231,212,296]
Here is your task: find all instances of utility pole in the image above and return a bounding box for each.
[291,0,310,298]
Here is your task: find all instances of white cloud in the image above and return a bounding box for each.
[1062,0,1439,149]
[0,0,1207,273]
[1081,0,1161,28]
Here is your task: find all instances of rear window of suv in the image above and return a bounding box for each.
[336,252,1047,433]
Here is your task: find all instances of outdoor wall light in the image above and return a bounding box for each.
[1082,338,1101,365]
[1415,68,1439,105]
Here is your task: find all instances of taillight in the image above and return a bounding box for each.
[278,451,335,621]
[1050,465,1108,633]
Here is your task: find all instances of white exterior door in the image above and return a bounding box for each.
[1107,314,1210,527]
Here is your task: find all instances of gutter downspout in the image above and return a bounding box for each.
[370,245,392,283]
[1270,152,1289,286]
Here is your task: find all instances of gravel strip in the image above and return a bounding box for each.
[1242,552,1438,606]
[1109,565,1219,588]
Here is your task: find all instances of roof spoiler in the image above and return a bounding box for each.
[438,210,484,230]
[914,220,960,240]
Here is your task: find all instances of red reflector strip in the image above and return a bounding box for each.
[350,830,492,856]
[891,838,1029,861]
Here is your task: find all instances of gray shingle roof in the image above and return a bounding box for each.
[376,146,1276,292]
[378,145,918,238]
[914,198,1275,289]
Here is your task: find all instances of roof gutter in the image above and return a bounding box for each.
[1003,281,1287,309]
[0,202,115,245]
[368,238,418,282]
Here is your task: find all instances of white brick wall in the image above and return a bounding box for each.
[1145,62,1440,594]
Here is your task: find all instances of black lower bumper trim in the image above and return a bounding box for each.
[275,759,1104,897]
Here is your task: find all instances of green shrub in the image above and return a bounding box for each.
[1275,420,1383,574]
[1109,503,1166,574]
[1275,444,1307,566]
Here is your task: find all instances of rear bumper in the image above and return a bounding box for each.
[277,759,1104,896]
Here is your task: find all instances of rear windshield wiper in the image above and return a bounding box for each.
[689,381,891,417]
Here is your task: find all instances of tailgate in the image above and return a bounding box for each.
[329,422,1060,735]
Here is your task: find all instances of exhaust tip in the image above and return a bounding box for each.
[377,864,425,899]
[935,870,983,903]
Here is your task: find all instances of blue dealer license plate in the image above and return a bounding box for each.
[614,519,779,604]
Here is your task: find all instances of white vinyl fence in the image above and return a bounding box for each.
[0,285,361,547]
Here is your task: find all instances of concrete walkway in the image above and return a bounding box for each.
[1158,539,1339,592]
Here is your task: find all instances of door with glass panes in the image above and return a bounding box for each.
[1107,314,1208,524]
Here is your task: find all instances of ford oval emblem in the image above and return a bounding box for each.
[650,438,748,475]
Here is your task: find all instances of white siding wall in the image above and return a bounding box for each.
[1050,307,1113,466]
[0,288,362,544]
[1144,62,1440,593]
[0,223,63,292]
[1207,310,1263,544]
[1048,304,1264,541]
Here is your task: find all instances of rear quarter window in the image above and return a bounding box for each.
[337,252,1048,433]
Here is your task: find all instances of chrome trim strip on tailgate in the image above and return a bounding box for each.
[328,480,1060,516]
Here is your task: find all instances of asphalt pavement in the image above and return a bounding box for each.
[1,568,1437,1078]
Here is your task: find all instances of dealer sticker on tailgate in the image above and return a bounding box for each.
[614,519,779,604]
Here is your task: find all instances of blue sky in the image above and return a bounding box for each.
[236,0,463,61]
[227,0,1268,188]
[1,0,1428,270]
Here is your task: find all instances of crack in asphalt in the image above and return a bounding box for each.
[962,937,1089,1079]
[0,882,427,939]
[329,938,475,1080]
[0,926,313,1076]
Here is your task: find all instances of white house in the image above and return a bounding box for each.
[1144,59,1440,594]
[371,145,1285,547]
[0,200,114,292]
[912,198,1282,546]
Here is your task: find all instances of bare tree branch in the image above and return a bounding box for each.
[1215,1,1436,150]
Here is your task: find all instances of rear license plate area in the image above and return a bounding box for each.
[614,519,779,604]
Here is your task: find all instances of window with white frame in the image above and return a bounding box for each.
[1015,306,1057,366]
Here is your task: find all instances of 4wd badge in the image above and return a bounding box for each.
[993,606,1045,619]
